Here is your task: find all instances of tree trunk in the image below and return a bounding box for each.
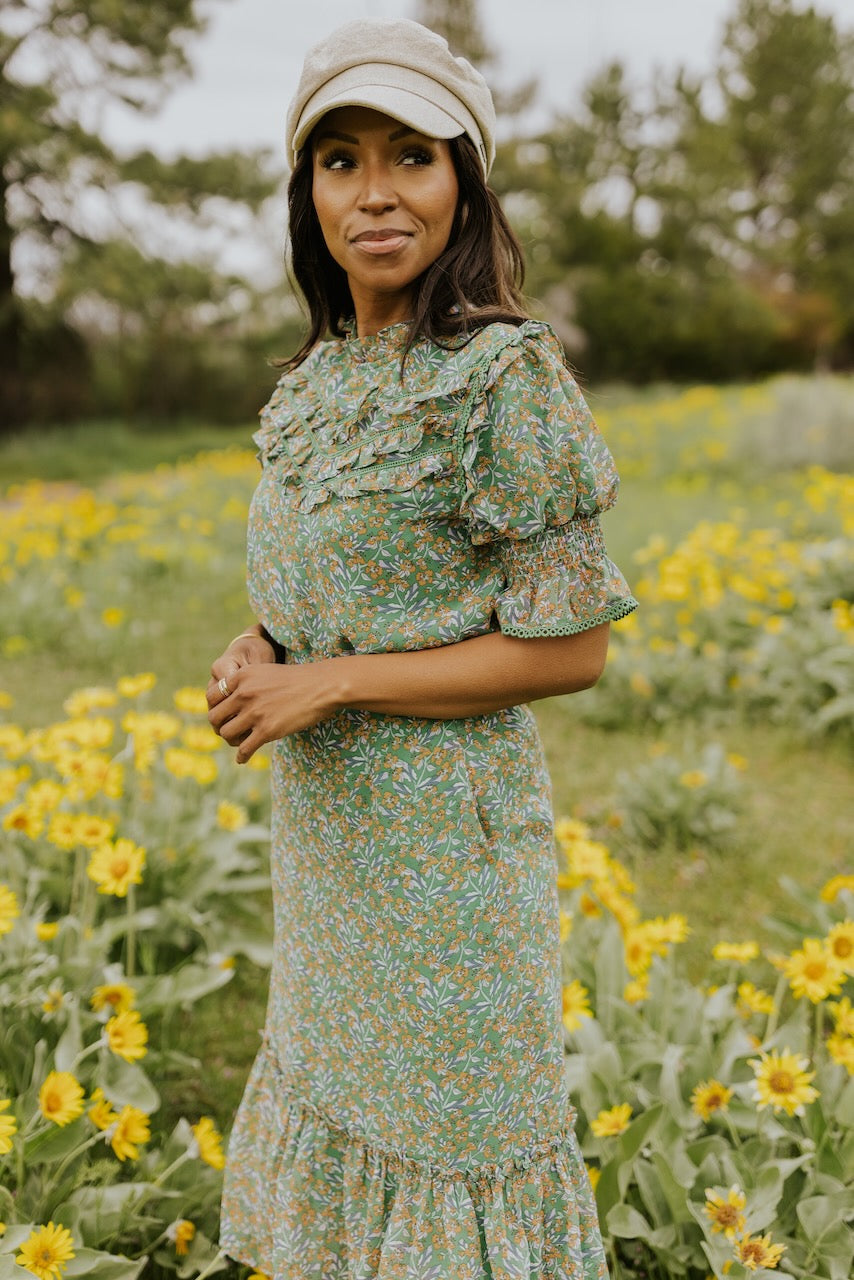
[0,160,28,430]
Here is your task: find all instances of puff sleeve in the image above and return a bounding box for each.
[459,321,639,637]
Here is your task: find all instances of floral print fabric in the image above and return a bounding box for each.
[220,319,634,1278]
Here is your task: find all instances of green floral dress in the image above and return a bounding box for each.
[219,318,637,1279]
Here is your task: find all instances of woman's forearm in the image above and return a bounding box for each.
[323,624,610,719]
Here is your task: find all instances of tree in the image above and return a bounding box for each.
[0,0,279,428]
[413,0,535,117]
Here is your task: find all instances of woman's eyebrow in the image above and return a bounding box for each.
[315,130,359,144]
[315,126,417,145]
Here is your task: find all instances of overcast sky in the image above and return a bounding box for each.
[104,0,854,159]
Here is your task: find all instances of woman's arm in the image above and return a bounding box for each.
[208,624,609,762]
[328,624,609,719]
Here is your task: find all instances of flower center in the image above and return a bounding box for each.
[833,938,852,959]
[716,1205,739,1226]
[804,960,827,979]
[768,1070,794,1093]
[111,858,130,877]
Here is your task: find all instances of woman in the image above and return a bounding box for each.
[207,17,637,1280]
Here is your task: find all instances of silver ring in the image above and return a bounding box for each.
[217,676,230,698]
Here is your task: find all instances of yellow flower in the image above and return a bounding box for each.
[643,914,690,951]
[173,686,209,714]
[703,1185,746,1239]
[86,838,146,897]
[821,874,854,903]
[691,1079,733,1122]
[679,769,707,788]
[629,671,653,698]
[734,1231,786,1271]
[0,1099,17,1154]
[784,937,845,1002]
[725,753,748,771]
[216,800,249,831]
[828,996,854,1037]
[0,884,20,936]
[87,1089,118,1131]
[712,940,759,964]
[826,1034,854,1074]
[101,608,125,628]
[63,687,118,716]
[590,1103,632,1138]
[585,1165,601,1192]
[38,1072,85,1127]
[623,977,649,1004]
[182,724,221,753]
[578,891,603,918]
[826,921,854,973]
[26,780,64,814]
[748,1047,819,1116]
[90,981,136,1016]
[737,981,775,1017]
[168,1220,196,1257]
[558,909,572,943]
[554,815,590,841]
[561,980,593,1032]
[109,1105,151,1161]
[41,986,64,1015]
[164,748,218,785]
[2,805,44,839]
[15,1222,76,1280]
[104,1010,148,1062]
[622,927,654,977]
[117,673,157,698]
[191,1116,225,1169]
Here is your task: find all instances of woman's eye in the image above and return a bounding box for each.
[400,147,434,166]
[319,150,355,171]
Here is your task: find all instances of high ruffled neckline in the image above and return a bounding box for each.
[340,317,414,362]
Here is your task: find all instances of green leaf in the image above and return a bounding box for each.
[63,1248,146,1280]
[618,1102,663,1163]
[797,1193,854,1242]
[54,1004,83,1074]
[836,1078,854,1128]
[95,1056,159,1113]
[23,1118,88,1165]
[607,1203,654,1240]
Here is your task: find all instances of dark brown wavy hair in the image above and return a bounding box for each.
[277,132,529,372]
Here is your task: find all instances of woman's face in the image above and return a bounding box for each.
[311,105,459,314]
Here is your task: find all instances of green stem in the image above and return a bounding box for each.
[723,1110,743,1151]
[194,1248,227,1280]
[49,1130,102,1191]
[763,971,788,1043]
[812,1000,824,1061]
[68,846,85,919]
[125,883,136,978]
[128,1148,193,1220]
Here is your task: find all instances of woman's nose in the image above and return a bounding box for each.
[357,165,399,212]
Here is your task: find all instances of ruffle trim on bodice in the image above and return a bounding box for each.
[220,1043,607,1279]
[494,516,640,638]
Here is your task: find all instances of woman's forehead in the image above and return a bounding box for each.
[314,104,432,141]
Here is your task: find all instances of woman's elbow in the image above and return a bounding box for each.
[556,622,610,693]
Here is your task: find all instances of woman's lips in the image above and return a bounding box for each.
[351,231,412,255]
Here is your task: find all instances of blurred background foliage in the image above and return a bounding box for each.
[1,0,854,431]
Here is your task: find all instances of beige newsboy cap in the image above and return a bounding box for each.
[286,18,496,175]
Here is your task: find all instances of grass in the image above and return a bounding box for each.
[2,383,851,1136]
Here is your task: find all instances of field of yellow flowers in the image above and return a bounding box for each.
[1,374,852,1280]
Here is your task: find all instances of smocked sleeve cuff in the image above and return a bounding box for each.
[493,515,638,638]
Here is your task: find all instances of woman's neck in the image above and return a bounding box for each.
[349,285,414,338]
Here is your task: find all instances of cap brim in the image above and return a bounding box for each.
[293,85,466,155]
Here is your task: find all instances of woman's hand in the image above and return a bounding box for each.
[207,661,339,764]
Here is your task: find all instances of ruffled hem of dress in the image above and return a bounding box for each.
[220,1045,608,1280]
